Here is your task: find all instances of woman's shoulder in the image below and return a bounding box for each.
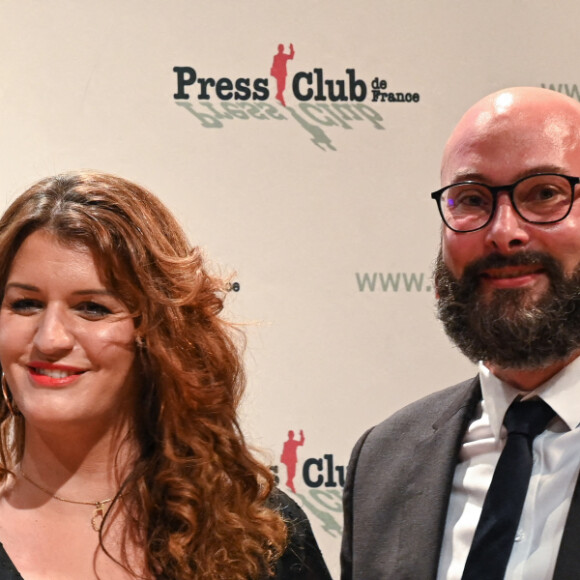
[266,488,333,580]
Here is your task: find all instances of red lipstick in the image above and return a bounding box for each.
[27,362,86,387]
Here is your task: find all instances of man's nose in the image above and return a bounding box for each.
[33,307,75,355]
[484,193,530,253]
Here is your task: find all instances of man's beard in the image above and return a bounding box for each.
[434,250,580,370]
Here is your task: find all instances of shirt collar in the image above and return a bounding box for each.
[479,356,580,438]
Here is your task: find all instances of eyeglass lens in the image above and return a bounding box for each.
[440,174,573,232]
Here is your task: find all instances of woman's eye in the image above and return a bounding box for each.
[8,298,43,314]
[76,301,113,319]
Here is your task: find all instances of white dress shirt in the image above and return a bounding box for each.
[437,357,580,580]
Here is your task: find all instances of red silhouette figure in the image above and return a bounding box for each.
[270,43,295,106]
[280,429,304,493]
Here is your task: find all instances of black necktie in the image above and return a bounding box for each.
[461,398,556,580]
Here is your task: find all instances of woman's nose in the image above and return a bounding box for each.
[32,307,75,355]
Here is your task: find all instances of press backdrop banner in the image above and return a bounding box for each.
[1,1,578,575]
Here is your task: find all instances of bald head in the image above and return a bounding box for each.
[441,87,580,185]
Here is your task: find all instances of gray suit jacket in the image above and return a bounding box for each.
[341,378,580,580]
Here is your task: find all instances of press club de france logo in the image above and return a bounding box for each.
[173,43,421,150]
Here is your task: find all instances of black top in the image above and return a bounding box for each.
[0,489,332,580]
[268,489,333,580]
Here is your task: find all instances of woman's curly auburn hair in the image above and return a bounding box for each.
[0,170,287,579]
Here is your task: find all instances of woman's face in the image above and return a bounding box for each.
[0,229,137,431]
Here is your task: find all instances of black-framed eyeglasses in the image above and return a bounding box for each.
[431,173,580,233]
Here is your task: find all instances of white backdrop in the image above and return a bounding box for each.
[1,1,579,576]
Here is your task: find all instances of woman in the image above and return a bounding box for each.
[0,171,332,579]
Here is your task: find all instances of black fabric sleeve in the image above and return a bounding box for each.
[268,488,334,580]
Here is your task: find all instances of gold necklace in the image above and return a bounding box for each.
[19,468,117,532]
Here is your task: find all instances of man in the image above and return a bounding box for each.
[341,87,580,580]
